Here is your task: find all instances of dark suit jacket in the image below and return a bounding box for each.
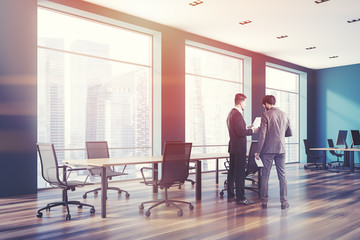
[227,108,253,154]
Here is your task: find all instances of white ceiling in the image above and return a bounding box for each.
[83,0,360,69]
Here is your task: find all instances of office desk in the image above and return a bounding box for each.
[310,147,360,171]
[65,153,228,218]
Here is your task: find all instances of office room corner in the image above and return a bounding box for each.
[1,0,360,239]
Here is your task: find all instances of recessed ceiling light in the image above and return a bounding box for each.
[189,0,203,6]
[329,56,338,59]
[306,47,316,50]
[347,18,360,23]
[314,0,329,4]
[276,35,288,39]
[239,20,252,25]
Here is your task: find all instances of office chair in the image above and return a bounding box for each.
[36,143,95,220]
[164,141,195,188]
[83,141,130,199]
[139,142,194,217]
[303,139,323,169]
[219,141,261,198]
[327,139,344,167]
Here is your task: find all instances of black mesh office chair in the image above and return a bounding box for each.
[303,139,323,169]
[327,139,344,167]
[83,141,130,199]
[139,142,194,217]
[36,143,95,220]
[219,141,260,198]
[164,141,195,188]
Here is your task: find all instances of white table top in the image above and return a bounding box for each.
[310,147,360,151]
[65,152,229,167]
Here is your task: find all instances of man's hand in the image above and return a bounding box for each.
[255,153,260,160]
[247,125,254,129]
[252,127,259,133]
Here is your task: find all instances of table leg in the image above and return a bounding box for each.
[153,163,158,193]
[321,150,327,170]
[62,167,66,202]
[101,166,107,218]
[196,160,201,200]
[350,151,354,172]
[216,158,219,185]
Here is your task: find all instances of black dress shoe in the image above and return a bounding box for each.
[281,202,289,209]
[236,199,254,205]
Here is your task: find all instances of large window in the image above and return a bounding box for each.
[266,66,299,163]
[37,7,158,188]
[185,43,245,171]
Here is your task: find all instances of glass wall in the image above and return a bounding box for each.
[37,7,154,188]
[265,66,300,163]
[185,44,244,171]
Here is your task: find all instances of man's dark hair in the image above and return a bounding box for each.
[235,93,247,105]
[262,95,276,105]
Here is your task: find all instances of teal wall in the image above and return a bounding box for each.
[309,63,360,163]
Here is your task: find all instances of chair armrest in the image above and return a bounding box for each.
[61,165,92,186]
[140,167,158,185]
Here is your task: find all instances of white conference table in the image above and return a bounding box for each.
[310,147,360,171]
[65,153,229,218]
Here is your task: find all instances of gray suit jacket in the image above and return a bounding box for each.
[257,107,292,154]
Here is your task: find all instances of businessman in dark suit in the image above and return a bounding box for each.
[255,95,292,209]
[227,93,257,205]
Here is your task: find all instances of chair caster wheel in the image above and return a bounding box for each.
[94,191,98,195]
[125,193,130,198]
[90,208,95,214]
[145,210,151,217]
[66,214,71,220]
[36,212,43,218]
[139,204,144,210]
[219,191,224,197]
[189,204,194,210]
[177,211,183,217]
[83,194,87,199]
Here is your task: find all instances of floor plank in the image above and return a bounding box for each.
[1,164,360,240]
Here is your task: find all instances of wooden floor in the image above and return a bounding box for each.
[1,164,360,240]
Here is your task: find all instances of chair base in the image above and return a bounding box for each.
[139,188,194,217]
[219,178,260,198]
[36,200,95,220]
[304,162,323,169]
[327,161,343,167]
[83,186,130,199]
[185,178,196,185]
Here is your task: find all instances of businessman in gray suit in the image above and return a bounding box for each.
[255,95,292,209]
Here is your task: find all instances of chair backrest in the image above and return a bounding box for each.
[160,142,192,188]
[327,139,336,155]
[327,139,335,148]
[37,143,62,186]
[86,141,110,159]
[327,139,342,157]
[303,139,310,155]
[246,141,259,173]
